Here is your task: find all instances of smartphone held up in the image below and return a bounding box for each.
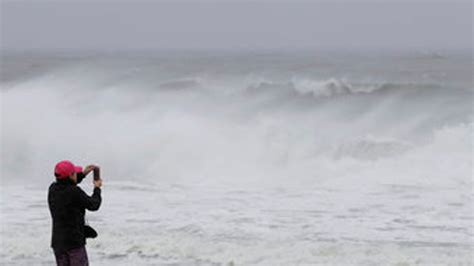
[93,166,101,181]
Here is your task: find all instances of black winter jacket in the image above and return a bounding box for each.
[48,173,101,251]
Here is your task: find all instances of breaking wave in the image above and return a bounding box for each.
[0,54,472,187]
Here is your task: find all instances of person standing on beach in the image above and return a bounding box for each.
[48,160,102,266]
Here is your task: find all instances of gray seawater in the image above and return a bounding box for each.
[1,51,473,265]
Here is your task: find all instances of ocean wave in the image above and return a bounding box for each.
[1,56,471,185]
[159,78,201,90]
[332,136,413,160]
[244,77,444,99]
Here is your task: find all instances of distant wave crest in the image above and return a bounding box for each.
[243,77,439,99]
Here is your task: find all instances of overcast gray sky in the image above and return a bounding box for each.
[1,1,472,51]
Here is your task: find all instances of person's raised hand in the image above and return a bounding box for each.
[83,165,96,175]
[93,178,102,188]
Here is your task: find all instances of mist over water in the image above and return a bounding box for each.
[2,52,472,185]
[1,51,473,265]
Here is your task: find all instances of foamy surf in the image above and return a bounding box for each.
[1,51,472,265]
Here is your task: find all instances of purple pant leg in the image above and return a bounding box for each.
[54,246,89,266]
[54,249,70,266]
[68,246,89,266]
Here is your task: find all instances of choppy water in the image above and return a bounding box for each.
[1,51,473,265]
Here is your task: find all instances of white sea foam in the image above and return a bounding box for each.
[1,53,472,265]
